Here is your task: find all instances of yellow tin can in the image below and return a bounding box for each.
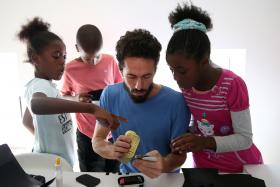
[121,130,140,164]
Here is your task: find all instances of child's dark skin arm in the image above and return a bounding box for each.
[171,133,216,154]
[61,93,92,103]
[30,92,127,130]
[22,107,34,135]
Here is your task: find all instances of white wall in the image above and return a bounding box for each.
[0,0,280,164]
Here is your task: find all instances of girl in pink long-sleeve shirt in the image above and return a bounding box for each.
[166,3,263,172]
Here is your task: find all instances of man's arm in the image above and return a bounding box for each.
[22,107,34,135]
[92,123,131,160]
[92,124,116,160]
[162,152,186,172]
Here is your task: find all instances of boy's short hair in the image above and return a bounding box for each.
[76,24,102,53]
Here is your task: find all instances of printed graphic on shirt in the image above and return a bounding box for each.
[58,113,72,134]
[197,119,214,136]
[197,112,214,136]
[219,125,230,135]
[62,120,72,134]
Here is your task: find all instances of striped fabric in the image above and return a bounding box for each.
[182,69,262,172]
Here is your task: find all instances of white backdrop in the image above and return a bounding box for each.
[0,0,280,165]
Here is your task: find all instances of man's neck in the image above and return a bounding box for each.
[149,83,161,98]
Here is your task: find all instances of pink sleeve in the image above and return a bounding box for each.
[112,58,123,83]
[60,68,73,96]
[227,76,249,112]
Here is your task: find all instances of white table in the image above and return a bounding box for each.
[244,164,280,187]
[25,169,184,187]
[25,164,280,187]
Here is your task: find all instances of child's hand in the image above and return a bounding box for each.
[77,93,92,103]
[94,106,128,130]
[171,133,207,154]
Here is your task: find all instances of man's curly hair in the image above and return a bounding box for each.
[116,29,162,71]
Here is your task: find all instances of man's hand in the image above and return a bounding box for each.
[110,135,131,160]
[132,150,164,178]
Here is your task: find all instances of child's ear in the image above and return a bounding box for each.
[75,44,79,52]
[31,53,39,64]
[202,59,209,65]
[199,58,209,69]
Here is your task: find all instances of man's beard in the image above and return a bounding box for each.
[123,83,154,103]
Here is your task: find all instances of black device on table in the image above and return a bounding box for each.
[76,174,101,187]
[118,175,144,186]
[88,89,103,101]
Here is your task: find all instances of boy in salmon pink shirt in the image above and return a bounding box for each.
[61,24,122,172]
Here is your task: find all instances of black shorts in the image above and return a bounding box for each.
[76,129,119,172]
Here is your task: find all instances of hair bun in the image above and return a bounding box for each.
[169,3,212,31]
[18,17,50,42]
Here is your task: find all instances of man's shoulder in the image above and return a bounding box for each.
[159,85,184,103]
[101,83,124,106]
[105,82,123,93]
[161,85,182,96]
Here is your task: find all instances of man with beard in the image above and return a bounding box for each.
[92,29,191,178]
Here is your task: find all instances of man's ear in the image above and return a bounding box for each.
[75,44,79,52]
